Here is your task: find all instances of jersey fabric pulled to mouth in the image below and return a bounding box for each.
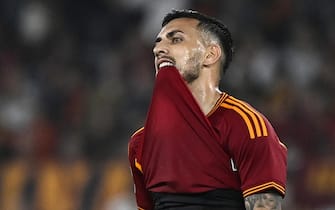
[140,66,226,193]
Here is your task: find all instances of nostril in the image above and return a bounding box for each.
[153,44,168,56]
[154,50,161,57]
[156,49,168,57]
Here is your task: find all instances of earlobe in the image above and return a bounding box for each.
[203,44,222,66]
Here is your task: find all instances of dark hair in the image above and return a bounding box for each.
[162,9,234,73]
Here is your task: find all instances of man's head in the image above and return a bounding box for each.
[153,9,233,83]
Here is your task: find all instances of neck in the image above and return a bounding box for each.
[187,76,222,115]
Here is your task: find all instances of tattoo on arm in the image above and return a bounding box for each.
[244,192,282,210]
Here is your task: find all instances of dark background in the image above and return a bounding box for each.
[0,0,334,209]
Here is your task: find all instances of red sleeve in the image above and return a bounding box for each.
[128,129,154,210]
[225,98,287,198]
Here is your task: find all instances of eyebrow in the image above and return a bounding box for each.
[155,29,184,44]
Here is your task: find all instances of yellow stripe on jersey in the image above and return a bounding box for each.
[243,181,285,197]
[207,93,229,116]
[279,140,288,150]
[131,127,144,138]
[135,158,143,173]
[230,97,268,136]
[226,98,262,137]
[221,103,256,139]
[138,207,145,210]
[222,97,268,139]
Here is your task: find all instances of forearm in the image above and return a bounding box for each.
[244,192,282,210]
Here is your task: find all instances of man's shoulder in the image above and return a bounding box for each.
[131,127,145,138]
[128,127,145,157]
[217,95,270,140]
[218,95,259,112]
[129,127,145,146]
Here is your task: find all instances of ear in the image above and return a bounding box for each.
[203,44,222,66]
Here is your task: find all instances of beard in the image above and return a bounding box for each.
[179,53,202,84]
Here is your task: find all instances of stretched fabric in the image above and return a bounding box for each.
[140,66,227,193]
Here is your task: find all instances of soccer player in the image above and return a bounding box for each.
[128,9,287,210]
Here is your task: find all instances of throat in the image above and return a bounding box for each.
[191,88,222,115]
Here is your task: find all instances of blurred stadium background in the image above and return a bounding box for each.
[0,0,334,209]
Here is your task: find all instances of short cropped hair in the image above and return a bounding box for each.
[162,9,234,73]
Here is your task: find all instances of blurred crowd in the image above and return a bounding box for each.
[0,0,334,209]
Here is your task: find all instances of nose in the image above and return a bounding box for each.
[153,42,168,57]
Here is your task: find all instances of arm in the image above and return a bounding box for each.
[224,98,287,207]
[129,161,154,210]
[128,132,154,210]
[244,192,283,210]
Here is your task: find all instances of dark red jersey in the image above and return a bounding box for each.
[128,66,287,210]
